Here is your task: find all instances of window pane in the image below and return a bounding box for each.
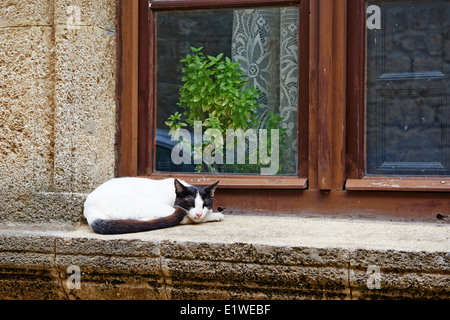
[154,7,299,176]
[366,1,450,175]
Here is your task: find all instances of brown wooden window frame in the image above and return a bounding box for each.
[345,0,450,192]
[120,0,310,190]
[117,0,449,218]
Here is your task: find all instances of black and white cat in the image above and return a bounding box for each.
[84,178,223,235]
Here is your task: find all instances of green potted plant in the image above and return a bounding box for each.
[166,47,286,174]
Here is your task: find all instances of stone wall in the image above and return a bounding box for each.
[0,2,448,301]
[0,223,448,300]
[0,0,116,225]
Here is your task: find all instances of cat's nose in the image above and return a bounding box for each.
[196,213,202,218]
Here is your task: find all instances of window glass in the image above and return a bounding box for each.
[366,0,450,175]
[155,7,299,176]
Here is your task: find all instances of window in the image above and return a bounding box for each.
[132,0,309,189]
[154,7,300,176]
[346,0,450,191]
[118,0,449,217]
[366,0,450,176]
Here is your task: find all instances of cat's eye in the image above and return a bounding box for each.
[185,196,194,202]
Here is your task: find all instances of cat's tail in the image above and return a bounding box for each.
[89,207,187,235]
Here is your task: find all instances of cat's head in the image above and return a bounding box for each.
[174,179,219,223]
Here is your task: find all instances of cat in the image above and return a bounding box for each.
[83,177,223,235]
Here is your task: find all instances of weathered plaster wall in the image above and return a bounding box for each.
[0,0,116,224]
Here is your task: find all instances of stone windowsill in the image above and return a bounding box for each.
[0,214,449,299]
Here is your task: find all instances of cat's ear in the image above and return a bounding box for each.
[204,181,219,198]
[174,179,188,195]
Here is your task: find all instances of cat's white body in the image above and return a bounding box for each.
[84,177,224,228]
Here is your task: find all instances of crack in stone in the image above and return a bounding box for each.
[0,24,115,34]
[157,249,172,300]
[53,238,70,300]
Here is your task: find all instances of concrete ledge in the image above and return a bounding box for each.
[0,215,448,300]
[0,192,86,225]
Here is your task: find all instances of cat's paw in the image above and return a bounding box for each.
[208,211,225,222]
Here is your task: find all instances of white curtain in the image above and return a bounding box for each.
[232,8,299,174]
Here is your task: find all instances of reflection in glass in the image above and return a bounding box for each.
[366,1,450,175]
[155,7,299,175]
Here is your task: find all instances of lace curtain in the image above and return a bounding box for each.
[232,8,299,174]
